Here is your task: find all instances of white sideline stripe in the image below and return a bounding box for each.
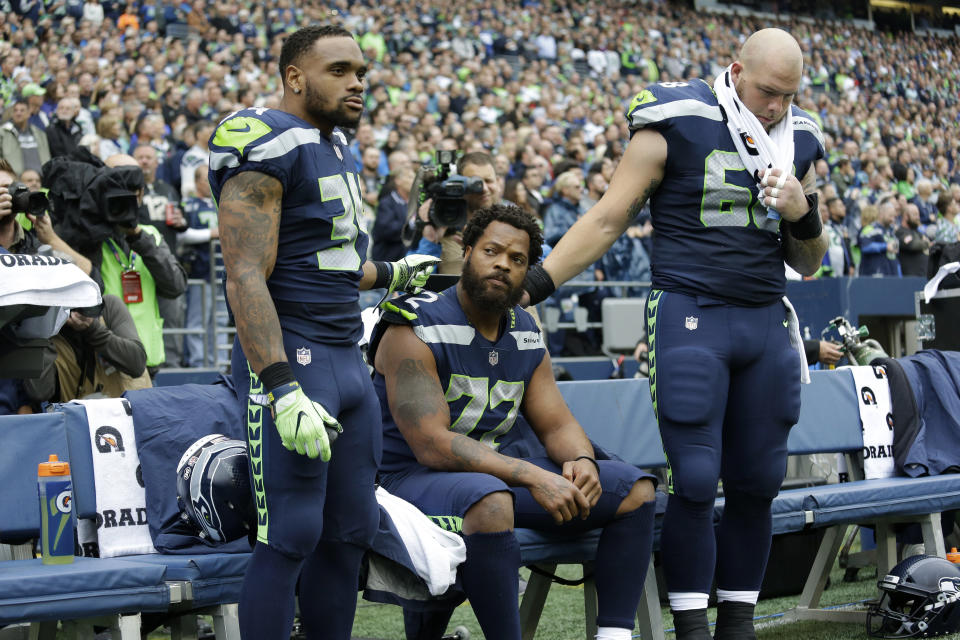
[414,324,475,345]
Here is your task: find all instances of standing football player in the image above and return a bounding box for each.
[523,29,827,639]
[209,25,436,640]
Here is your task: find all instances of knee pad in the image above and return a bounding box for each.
[263,498,326,559]
[657,347,727,426]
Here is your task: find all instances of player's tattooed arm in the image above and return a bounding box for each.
[625,177,661,222]
[782,166,828,276]
[219,171,286,374]
[376,325,561,488]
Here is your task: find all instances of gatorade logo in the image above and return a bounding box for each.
[55,490,72,514]
[94,426,125,453]
[873,365,887,379]
[860,387,877,406]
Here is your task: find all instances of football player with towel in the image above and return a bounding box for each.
[523,28,828,639]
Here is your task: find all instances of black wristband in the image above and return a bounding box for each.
[788,193,823,240]
[574,455,600,474]
[259,361,296,390]
[372,261,393,289]
[523,263,556,306]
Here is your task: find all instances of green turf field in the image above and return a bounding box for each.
[346,560,960,640]
[126,553,960,640]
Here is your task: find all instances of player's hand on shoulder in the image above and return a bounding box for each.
[529,467,592,523]
[563,458,602,508]
[387,254,441,297]
[760,168,808,222]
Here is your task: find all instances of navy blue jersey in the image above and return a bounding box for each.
[626,80,825,306]
[208,107,369,344]
[370,287,547,473]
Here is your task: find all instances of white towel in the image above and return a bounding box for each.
[848,365,896,480]
[923,261,960,303]
[714,65,795,220]
[0,255,101,308]
[782,296,811,384]
[75,398,156,557]
[375,486,466,596]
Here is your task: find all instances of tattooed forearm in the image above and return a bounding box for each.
[219,172,285,373]
[626,177,661,221]
[391,358,450,429]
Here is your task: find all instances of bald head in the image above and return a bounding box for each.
[731,29,803,130]
[105,153,138,168]
[738,28,803,77]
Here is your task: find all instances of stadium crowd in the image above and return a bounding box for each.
[1,0,959,382]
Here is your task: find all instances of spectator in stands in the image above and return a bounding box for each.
[896,203,931,277]
[503,178,541,223]
[178,121,214,199]
[133,144,187,368]
[935,190,960,244]
[372,205,657,640]
[859,199,902,276]
[543,171,585,247]
[912,179,938,228]
[91,154,187,373]
[371,165,414,263]
[45,97,83,159]
[22,295,151,404]
[180,165,220,368]
[823,196,856,277]
[580,170,608,212]
[0,99,50,177]
[96,112,125,160]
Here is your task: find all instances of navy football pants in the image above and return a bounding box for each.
[232,334,381,639]
[646,290,801,595]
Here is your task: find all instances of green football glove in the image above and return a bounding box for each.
[268,381,342,461]
[386,254,441,296]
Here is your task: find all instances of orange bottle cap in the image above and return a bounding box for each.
[38,454,70,476]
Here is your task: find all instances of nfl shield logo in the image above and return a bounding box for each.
[685,316,699,331]
[296,347,312,366]
[488,350,499,366]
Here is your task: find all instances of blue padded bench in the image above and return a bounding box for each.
[0,413,175,639]
[53,401,244,639]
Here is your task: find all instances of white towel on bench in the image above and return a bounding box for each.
[75,398,157,557]
[375,486,465,596]
[849,365,895,479]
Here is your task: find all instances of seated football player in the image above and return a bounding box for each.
[369,204,657,640]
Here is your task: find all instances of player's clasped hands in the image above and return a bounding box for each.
[760,168,807,221]
[268,381,343,461]
[530,468,593,524]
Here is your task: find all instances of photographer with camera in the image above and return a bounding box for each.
[0,160,91,273]
[21,294,151,404]
[407,151,501,275]
[86,154,187,372]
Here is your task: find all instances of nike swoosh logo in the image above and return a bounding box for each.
[294,412,305,438]
[782,320,789,327]
[227,123,251,133]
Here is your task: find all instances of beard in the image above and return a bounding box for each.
[461,256,523,315]
[303,81,362,130]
